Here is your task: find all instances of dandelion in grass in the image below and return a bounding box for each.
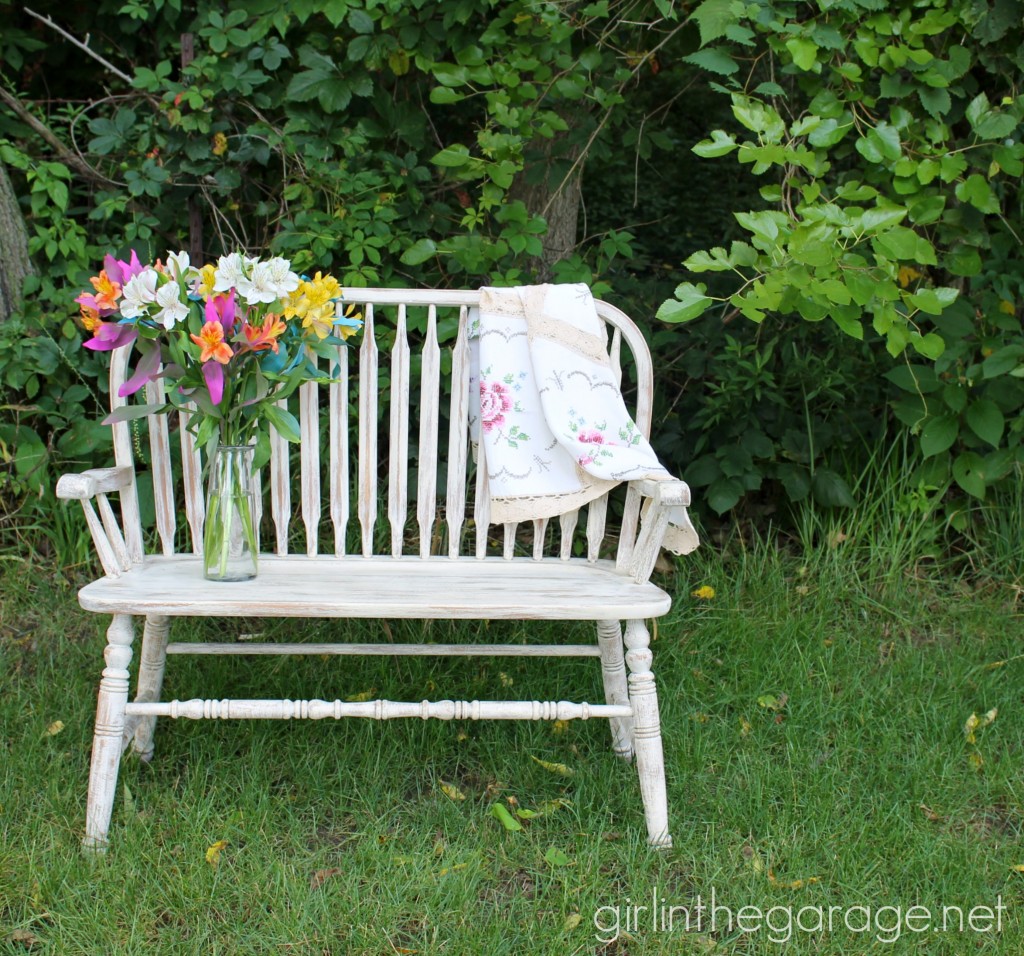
[692,585,716,600]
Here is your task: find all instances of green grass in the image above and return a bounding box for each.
[2,539,1023,955]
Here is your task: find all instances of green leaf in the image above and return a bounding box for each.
[786,37,818,71]
[400,238,437,266]
[543,847,572,867]
[101,403,165,425]
[431,145,472,168]
[911,333,946,360]
[884,364,941,393]
[870,123,902,162]
[945,246,982,277]
[906,287,958,315]
[806,117,850,147]
[657,283,713,323]
[776,463,810,502]
[811,469,855,508]
[952,451,986,499]
[874,226,935,264]
[982,345,1024,378]
[859,205,907,232]
[918,87,951,119]
[490,803,523,832]
[347,8,374,33]
[691,0,737,46]
[430,87,466,105]
[920,414,959,458]
[965,399,1004,447]
[683,47,739,76]
[707,476,743,514]
[692,129,737,158]
[955,174,999,213]
[263,403,301,443]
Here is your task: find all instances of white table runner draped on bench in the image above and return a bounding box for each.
[469,283,699,555]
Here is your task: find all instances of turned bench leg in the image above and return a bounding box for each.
[83,614,135,852]
[597,620,634,761]
[132,615,170,761]
[624,618,672,849]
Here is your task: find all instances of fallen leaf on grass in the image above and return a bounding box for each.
[1011,865,1024,873]
[964,708,997,744]
[346,688,377,702]
[439,782,466,802]
[563,913,582,932]
[438,863,468,876]
[530,755,574,777]
[544,847,572,867]
[490,803,523,832]
[44,720,64,737]
[551,719,570,735]
[205,839,229,866]
[310,868,340,890]
[6,929,43,949]
[767,869,820,890]
[919,804,942,822]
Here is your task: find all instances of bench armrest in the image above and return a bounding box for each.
[56,466,134,577]
[56,466,133,501]
[632,477,691,508]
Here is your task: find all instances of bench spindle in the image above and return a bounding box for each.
[417,305,440,558]
[330,344,350,556]
[358,303,378,556]
[300,351,321,556]
[446,305,470,558]
[388,305,411,557]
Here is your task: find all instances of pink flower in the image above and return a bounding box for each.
[578,429,604,444]
[479,380,512,431]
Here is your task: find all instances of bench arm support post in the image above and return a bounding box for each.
[57,467,135,577]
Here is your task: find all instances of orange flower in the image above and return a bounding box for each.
[89,270,121,311]
[240,312,286,353]
[190,320,233,364]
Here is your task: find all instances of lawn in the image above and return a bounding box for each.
[1,542,1022,954]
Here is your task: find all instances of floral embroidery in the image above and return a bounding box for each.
[478,367,531,448]
[567,416,618,467]
[480,379,513,431]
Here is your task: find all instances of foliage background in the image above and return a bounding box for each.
[0,0,1021,573]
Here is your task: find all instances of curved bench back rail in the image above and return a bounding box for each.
[105,290,655,569]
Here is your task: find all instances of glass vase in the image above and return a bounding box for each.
[203,444,259,581]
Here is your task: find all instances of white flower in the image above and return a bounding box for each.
[152,281,190,330]
[213,252,251,292]
[263,256,301,297]
[120,269,160,318]
[165,250,190,280]
[236,260,280,305]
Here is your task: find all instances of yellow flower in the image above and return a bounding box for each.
[196,264,217,299]
[691,585,716,600]
[80,306,101,332]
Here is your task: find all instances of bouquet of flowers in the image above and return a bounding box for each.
[76,249,362,447]
[75,249,362,579]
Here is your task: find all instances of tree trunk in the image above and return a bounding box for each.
[0,162,34,322]
[509,133,582,282]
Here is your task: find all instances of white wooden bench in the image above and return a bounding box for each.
[57,288,693,851]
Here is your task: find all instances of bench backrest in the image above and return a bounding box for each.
[106,289,655,568]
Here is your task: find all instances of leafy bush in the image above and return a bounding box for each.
[662,0,1024,515]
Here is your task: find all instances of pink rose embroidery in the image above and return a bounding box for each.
[578,429,604,444]
[480,380,512,431]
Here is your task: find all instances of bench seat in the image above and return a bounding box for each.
[78,555,672,620]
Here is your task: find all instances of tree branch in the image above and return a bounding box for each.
[23,7,133,85]
[0,86,117,187]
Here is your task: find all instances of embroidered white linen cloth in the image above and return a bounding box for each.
[468,283,698,555]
